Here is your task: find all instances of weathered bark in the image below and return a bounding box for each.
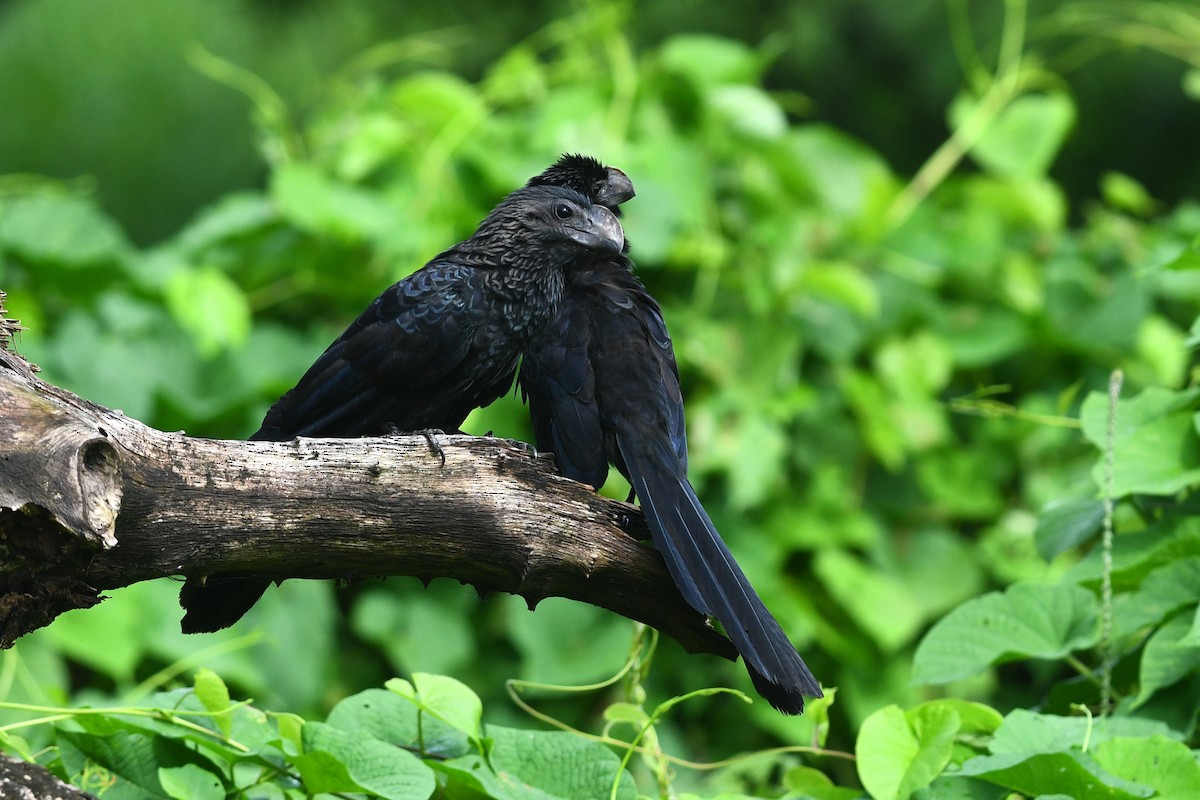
[0,344,736,660]
[0,753,98,800]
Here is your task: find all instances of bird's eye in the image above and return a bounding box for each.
[554,202,574,219]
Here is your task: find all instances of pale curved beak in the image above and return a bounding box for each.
[596,168,635,209]
[566,204,625,254]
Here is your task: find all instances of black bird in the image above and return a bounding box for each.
[180,183,624,634]
[520,154,822,714]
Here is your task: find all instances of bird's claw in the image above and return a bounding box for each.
[420,429,447,468]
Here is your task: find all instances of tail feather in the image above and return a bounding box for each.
[619,434,821,714]
[180,578,271,634]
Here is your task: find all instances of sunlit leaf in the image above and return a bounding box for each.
[1093,735,1200,800]
[163,265,252,357]
[856,703,959,800]
[951,92,1076,179]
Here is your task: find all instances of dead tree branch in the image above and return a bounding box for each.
[0,343,735,661]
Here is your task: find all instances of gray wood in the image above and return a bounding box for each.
[0,339,734,660]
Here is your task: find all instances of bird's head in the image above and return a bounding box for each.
[528,154,636,213]
[485,184,625,257]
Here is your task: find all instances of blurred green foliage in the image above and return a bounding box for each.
[3,0,1200,797]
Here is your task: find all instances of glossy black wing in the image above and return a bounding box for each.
[253,261,516,441]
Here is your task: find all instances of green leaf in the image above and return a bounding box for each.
[1113,556,1200,638]
[958,750,1152,800]
[64,688,267,764]
[659,34,760,87]
[941,307,1030,368]
[1101,172,1156,216]
[912,582,1099,684]
[1163,239,1200,273]
[924,699,1003,736]
[915,447,1005,519]
[271,162,396,242]
[484,725,637,800]
[893,529,986,623]
[1079,387,1200,497]
[840,368,907,469]
[300,721,436,799]
[391,71,486,132]
[350,585,476,676]
[0,731,34,762]
[433,754,559,800]
[0,193,129,267]
[1092,735,1200,800]
[1178,605,1200,646]
[1035,498,1105,560]
[856,703,959,800]
[507,598,632,686]
[911,775,1011,800]
[387,673,483,741]
[1135,611,1200,706]
[274,712,304,751]
[1136,315,1187,388]
[192,668,232,737]
[951,92,1076,178]
[40,579,166,683]
[815,550,924,652]
[1065,516,1200,589]
[175,192,276,253]
[159,764,224,800]
[989,709,1182,754]
[57,729,199,800]
[709,85,786,139]
[799,261,881,319]
[162,265,251,357]
[603,702,651,728]
[327,687,420,744]
[1184,68,1200,101]
[784,765,863,800]
[292,749,360,795]
[483,45,548,106]
[782,125,896,221]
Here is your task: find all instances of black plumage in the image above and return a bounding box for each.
[519,154,822,714]
[180,183,624,634]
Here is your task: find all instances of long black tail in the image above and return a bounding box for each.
[179,577,271,633]
[618,435,821,714]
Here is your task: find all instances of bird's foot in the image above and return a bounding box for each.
[507,438,539,457]
[418,429,447,468]
[482,431,539,457]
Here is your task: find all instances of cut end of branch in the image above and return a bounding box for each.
[0,290,38,372]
